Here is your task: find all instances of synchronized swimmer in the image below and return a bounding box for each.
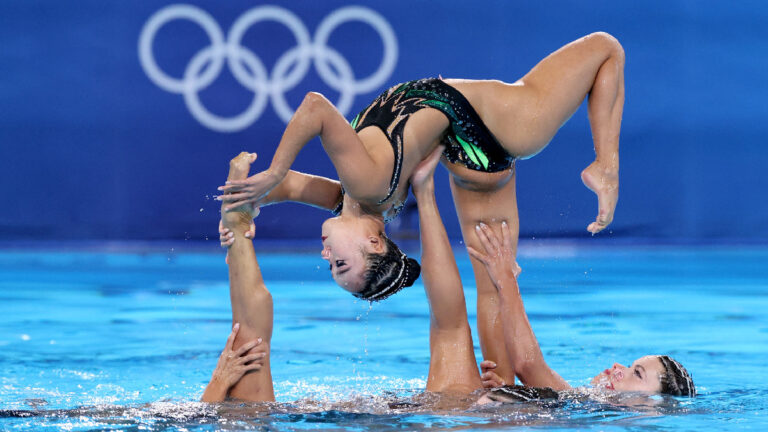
[209,32,695,404]
[217,32,625,386]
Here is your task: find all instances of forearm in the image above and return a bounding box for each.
[264,170,342,211]
[415,186,468,330]
[201,375,229,402]
[495,276,569,390]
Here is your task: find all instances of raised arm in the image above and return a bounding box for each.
[259,170,342,211]
[218,92,386,210]
[212,152,275,402]
[411,147,481,393]
[468,223,570,391]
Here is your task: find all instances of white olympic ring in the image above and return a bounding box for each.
[138,4,398,133]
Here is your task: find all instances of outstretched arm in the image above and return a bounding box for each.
[468,223,570,391]
[411,147,481,393]
[217,152,275,401]
[257,170,342,211]
[218,92,385,210]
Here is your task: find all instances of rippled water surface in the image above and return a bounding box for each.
[1,243,767,430]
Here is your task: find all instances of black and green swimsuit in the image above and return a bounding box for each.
[334,78,515,221]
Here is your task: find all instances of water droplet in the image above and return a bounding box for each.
[199,208,204,212]
[20,334,30,341]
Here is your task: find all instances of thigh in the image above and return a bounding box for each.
[472,34,617,157]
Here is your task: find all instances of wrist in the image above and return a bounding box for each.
[268,165,289,182]
[412,183,435,197]
[493,270,519,292]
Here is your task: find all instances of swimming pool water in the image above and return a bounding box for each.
[1,243,767,430]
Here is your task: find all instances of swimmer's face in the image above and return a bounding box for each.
[591,355,665,393]
[321,216,385,293]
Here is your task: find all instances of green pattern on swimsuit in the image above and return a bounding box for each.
[455,132,490,170]
[392,82,409,95]
[351,113,360,129]
[418,99,458,121]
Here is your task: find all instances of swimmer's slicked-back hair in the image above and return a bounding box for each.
[658,355,696,397]
[354,235,420,302]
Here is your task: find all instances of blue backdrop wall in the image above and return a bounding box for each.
[1,1,766,241]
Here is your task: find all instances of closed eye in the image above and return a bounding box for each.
[634,368,642,379]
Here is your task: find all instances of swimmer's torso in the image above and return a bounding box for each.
[351,78,520,216]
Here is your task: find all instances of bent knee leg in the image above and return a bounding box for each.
[585,32,625,65]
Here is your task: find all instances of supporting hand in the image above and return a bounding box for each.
[467,222,519,289]
[217,157,282,212]
[210,323,266,390]
[409,145,444,195]
[480,360,506,388]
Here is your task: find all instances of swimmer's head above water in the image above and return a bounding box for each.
[481,355,695,404]
[321,215,420,300]
[589,355,695,397]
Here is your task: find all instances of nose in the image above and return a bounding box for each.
[321,246,331,260]
[612,363,625,380]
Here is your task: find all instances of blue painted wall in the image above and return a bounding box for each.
[1,1,766,241]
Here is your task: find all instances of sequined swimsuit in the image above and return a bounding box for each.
[332,78,515,221]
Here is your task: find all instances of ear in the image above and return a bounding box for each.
[368,236,385,253]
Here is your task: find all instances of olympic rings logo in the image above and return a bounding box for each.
[138,4,398,132]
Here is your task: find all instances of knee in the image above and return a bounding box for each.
[587,31,625,63]
[302,91,330,112]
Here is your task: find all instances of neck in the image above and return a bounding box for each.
[341,194,385,222]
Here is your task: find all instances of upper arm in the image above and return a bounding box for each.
[306,93,388,201]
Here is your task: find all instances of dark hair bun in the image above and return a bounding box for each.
[404,257,421,287]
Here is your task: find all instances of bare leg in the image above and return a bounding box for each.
[222,152,275,402]
[523,32,624,233]
[465,32,625,233]
[447,165,519,386]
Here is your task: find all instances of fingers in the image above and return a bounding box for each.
[243,362,264,372]
[217,183,244,194]
[480,360,497,373]
[220,229,234,248]
[224,198,256,212]
[480,223,501,251]
[216,191,251,202]
[234,337,263,356]
[466,246,487,264]
[224,179,249,186]
[474,224,495,254]
[501,221,512,251]
[481,371,505,388]
[225,323,240,351]
[238,352,267,366]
